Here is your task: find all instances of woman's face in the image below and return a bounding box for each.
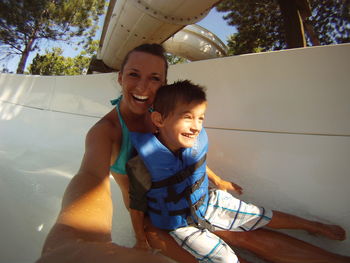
[118,51,166,115]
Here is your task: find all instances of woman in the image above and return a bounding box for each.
[38,44,349,263]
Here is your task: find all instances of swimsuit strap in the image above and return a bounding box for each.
[111,96,127,132]
[110,96,133,174]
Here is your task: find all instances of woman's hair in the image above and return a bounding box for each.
[120,43,168,78]
[153,80,207,118]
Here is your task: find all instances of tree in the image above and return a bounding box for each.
[166,53,188,65]
[28,40,98,75]
[217,0,350,55]
[0,0,105,74]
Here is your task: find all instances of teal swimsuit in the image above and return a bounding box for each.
[110,96,133,175]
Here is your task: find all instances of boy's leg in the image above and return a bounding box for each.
[205,190,346,241]
[169,226,240,263]
[145,223,251,263]
[205,190,273,232]
[215,228,350,263]
[145,218,349,263]
[205,190,349,262]
[266,210,346,240]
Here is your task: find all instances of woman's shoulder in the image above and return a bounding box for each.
[88,109,121,142]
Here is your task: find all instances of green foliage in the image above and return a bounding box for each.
[166,53,188,65]
[0,0,105,73]
[217,0,350,55]
[309,0,350,44]
[28,40,98,75]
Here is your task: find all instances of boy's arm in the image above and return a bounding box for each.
[126,155,153,250]
[206,166,243,195]
[129,209,150,250]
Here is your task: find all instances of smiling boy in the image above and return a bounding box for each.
[127,80,269,263]
[126,80,348,263]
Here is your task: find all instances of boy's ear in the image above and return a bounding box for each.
[151,111,164,128]
[117,71,122,85]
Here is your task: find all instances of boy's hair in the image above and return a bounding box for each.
[153,80,207,118]
[120,43,168,79]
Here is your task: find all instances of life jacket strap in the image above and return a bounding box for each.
[187,194,214,232]
[165,173,206,203]
[151,154,207,189]
[147,192,206,216]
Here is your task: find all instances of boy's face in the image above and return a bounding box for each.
[155,101,207,152]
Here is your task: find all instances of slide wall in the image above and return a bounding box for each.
[0,44,349,262]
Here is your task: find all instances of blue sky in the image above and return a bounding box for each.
[1,8,237,73]
[197,8,237,44]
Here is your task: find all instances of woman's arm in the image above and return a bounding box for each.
[40,121,115,255]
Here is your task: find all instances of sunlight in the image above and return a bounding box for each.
[37,224,44,232]
[0,101,23,120]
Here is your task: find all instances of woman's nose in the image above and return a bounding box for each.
[136,78,148,92]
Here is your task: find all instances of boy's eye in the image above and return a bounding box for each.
[129,72,139,77]
[199,117,205,121]
[184,115,192,119]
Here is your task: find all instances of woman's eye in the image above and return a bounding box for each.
[151,76,161,81]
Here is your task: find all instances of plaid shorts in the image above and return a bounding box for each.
[169,190,272,263]
[170,226,239,263]
[205,189,272,231]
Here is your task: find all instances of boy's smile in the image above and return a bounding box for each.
[156,101,207,153]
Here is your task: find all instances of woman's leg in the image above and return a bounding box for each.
[215,229,350,263]
[144,218,197,263]
[267,210,346,240]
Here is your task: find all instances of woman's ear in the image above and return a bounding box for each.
[151,111,164,128]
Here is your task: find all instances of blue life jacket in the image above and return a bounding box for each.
[130,128,210,230]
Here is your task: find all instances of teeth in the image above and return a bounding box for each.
[133,94,148,100]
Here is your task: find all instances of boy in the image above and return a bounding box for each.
[127,80,348,263]
[127,80,271,263]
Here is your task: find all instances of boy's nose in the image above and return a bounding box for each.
[191,121,201,132]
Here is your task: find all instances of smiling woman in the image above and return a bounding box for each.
[39,43,171,262]
[117,52,166,116]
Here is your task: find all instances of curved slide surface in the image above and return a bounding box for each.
[1,44,350,263]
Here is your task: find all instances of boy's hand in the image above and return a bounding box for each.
[216,179,243,195]
[206,166,243,195]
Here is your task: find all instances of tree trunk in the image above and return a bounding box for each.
[277,0,306,48]
[16,37,35,74]
[303,19,321,46]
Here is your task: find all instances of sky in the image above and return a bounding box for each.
[1,7,237,73]
[197,8,237,44]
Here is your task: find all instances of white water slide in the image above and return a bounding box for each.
[98,0,228,69]
[1,1,350,262]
